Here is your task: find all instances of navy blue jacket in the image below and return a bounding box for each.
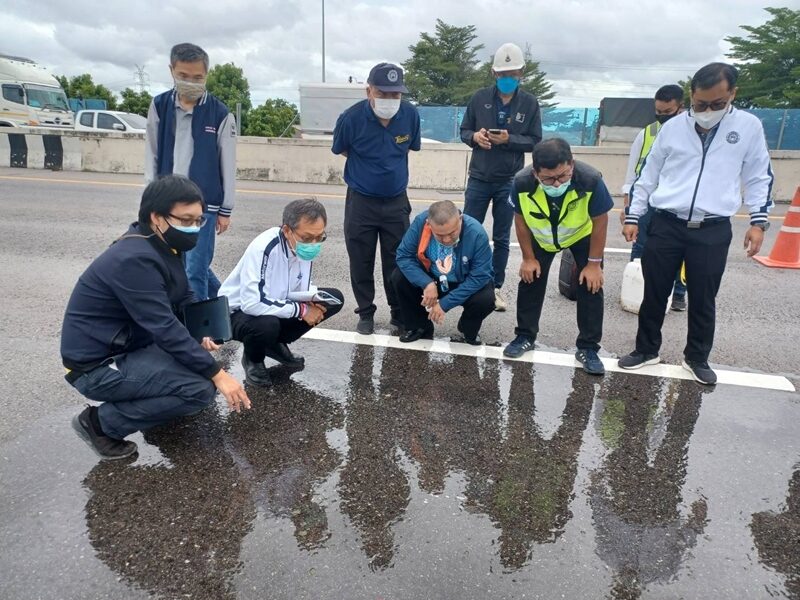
[396,211,494,312]
[60,223,220,379]
[154,91,229,213]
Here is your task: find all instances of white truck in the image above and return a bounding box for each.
[0,54,73,128]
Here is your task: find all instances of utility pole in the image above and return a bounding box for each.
[321,0,326,82]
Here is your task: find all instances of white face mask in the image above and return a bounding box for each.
[372,97,401,120]
[693,107,728,130]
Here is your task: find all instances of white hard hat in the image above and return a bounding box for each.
[493,43,525,72]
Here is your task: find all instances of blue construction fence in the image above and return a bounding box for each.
[418,106,800,149]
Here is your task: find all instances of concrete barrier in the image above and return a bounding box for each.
[2,127,798,201]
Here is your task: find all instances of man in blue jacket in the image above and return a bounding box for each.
[61,176,250,461]
[391,201,495,344]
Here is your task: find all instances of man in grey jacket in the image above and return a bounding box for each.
[460,42,542,312]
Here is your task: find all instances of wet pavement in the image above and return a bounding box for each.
[2,339,799,599]
[1,169,799,598]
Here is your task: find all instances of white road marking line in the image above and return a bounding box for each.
[305,328,796,393]
[500,241,630,254]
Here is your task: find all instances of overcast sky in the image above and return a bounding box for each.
[0,0,785,107]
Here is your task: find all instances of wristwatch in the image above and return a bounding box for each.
[753,222,770,231]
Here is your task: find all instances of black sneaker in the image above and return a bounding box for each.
[356,315,374,335]
[456,321,482,346]
[671,295,687,312]
[618,351,661,369]
[389,317,405,336]
[682,360,717,385]
[575,349,605,376]
[263,342,304,368]
[399,326,434,343]
[503,335,535,358]
[241,354,272,386]
[71,406,138,460]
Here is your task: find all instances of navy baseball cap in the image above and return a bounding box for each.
[367,62,408,93]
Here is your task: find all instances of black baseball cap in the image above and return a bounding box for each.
[367,62,408,93]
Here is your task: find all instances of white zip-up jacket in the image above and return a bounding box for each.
[219,227,312,319]
[625,107,773,226]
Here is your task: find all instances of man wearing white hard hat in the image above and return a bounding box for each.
[460,42,542,312]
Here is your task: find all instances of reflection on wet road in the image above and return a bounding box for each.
[1,340,799,599]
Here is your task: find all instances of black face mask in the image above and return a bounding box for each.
[158,222,199,252]
[655,111,679,125]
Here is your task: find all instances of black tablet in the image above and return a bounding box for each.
[183,296,233,343]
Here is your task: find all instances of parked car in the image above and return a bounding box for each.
[75,110,146,134]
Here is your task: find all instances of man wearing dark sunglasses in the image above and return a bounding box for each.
[620,62,774,385]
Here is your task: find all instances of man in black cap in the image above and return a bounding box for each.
[332,63,421,335]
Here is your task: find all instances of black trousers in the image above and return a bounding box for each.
[390,268,495,339]
[344,188,411,318]
[230,288,344,362]
[515,234,603,351]
[636,211,732,363]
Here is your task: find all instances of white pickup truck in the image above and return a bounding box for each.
[74,110,146,134]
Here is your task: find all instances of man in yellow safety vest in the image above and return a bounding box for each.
[621,84,687,310]
[503,138,613,375]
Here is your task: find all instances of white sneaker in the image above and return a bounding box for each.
[494,288,507,312]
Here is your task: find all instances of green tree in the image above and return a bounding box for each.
[676,76,693,106]
[244,98,298,137]
[725,7,800,108]
[402,20,485,105]
[206,63,251,130]
[477,44,557,107]
[57,74,117,109]
[117,88,153,116]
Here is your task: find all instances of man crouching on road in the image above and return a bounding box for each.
[391,200,495,345]
[219,198,345,386]
[62,175,250,461]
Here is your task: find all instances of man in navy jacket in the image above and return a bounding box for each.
[391,201,495,344]
[61,176,250,461]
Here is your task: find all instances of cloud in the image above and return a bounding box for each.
[0,0,773,107]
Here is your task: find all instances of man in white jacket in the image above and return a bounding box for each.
[619,62,773,385]
[219,198,344,386]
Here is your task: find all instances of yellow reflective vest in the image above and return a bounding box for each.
[635,121,661,175]
[514,161,602,252]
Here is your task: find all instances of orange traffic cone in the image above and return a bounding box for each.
[754,186,800,269]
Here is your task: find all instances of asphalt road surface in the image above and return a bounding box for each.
[1,168,798,599]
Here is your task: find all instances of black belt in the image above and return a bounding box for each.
[654,209,729,228]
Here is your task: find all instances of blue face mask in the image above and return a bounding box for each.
[496,76,519,95]
[173,224,201,234]
[541,180,571,197]
[295,241,322,261]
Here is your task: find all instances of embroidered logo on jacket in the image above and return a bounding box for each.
[204,126,217,134]
[726,131,740,144]
[515,112,526,123]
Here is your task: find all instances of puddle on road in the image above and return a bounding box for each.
[1,339,798,599]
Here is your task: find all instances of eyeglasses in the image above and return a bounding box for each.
[692,97,730,112]
[293,230,327,244]
[538,168,573,186]
[168,214,207,228]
